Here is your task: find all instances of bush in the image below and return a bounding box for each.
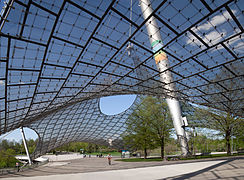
[0,149,18,169]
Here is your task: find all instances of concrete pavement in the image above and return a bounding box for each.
[1,156,243,179]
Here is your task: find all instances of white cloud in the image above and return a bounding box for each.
[0,80,4,86]
[204,30,227,44]
[224,37,244,53]
[235,41,244,47]
[234,41,244,53]
[186,10,237,49]
[186,30,226,49]
[194,10,236,31]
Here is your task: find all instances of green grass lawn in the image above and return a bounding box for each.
[115,158,163,162]
[115,153,244,162]
[179,152,244,160]
[87,151,121,156]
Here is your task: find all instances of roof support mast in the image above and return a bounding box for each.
[20,127,32,165]
[139,0,190,156]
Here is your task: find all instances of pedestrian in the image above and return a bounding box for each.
[16,162,20,172]
[107,153,112,165]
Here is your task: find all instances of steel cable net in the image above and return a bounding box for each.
[0,0,243,157]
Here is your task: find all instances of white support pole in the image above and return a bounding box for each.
[20,127,32,165]
[139,0,189,155]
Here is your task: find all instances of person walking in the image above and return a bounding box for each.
[107,153,112,165]
[16,162,20,172]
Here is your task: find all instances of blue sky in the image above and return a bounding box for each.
[100,95,136,115]
[0,127,38,142]
[0,0,6,13]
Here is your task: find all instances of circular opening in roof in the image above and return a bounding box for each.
[0,127,38,142]
[99,95,137,115]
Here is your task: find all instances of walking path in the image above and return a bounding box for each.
[1,155,243,179]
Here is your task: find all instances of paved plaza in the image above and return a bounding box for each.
[0,155,243,180]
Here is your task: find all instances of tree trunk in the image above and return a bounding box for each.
[226,130,231,155]
[161,137,164,159]
[144,148,147,159]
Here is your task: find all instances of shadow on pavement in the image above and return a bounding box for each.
[159,157,244,180]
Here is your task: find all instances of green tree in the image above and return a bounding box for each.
[194,108,243,155]
[123,96,173,159]
[27,139,38,154]
[0,140,9,151]
[193,62,244,155]
[0,149,18,168]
